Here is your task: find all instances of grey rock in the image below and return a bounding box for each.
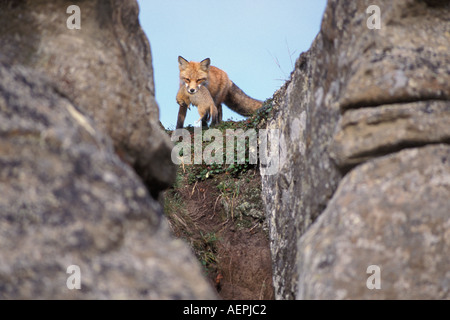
[261,22,343,302]
[336,1,450,110]
[261,0,450,299]
[0,0,176,198]
[331,101,450,168]
[0,62,216,299]
[0,0,217,300]
[297,145,450,299]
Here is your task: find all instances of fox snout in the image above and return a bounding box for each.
[185,82,201,94]
[187,86,198,94]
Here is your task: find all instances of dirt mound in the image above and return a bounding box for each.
[164,168,274,300]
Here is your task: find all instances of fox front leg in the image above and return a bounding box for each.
[176,102,189,129]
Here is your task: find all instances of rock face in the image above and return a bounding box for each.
[262,0,450,299]
[0,0,175,197]
[331,101,450,168]
[298,145,450,299]
[0,1,215,299]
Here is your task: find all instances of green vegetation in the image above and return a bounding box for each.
[172,99,274,185]
[164,101,272,277]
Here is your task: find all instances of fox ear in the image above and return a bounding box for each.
[178,56,189,70]
[200,58,211,71]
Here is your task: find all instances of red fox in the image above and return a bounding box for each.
[176,56,263,129]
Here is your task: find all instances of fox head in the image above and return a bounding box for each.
[178,56,210,94]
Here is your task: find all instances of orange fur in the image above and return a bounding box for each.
[176,56,262,129]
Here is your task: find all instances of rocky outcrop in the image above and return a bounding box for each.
[0,0,175,197]
[0,1,215,299]
[262,0,450,299]
[331,101,450,168]
[298,144,450,299]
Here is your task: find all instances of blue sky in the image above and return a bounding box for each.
[137,0,327,129]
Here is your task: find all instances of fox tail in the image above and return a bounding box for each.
[224,82,263,116]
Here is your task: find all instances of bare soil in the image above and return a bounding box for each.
[165,169,274,300]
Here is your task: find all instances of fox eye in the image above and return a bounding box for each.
[184,78,190,82]
[198,79,205,83]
